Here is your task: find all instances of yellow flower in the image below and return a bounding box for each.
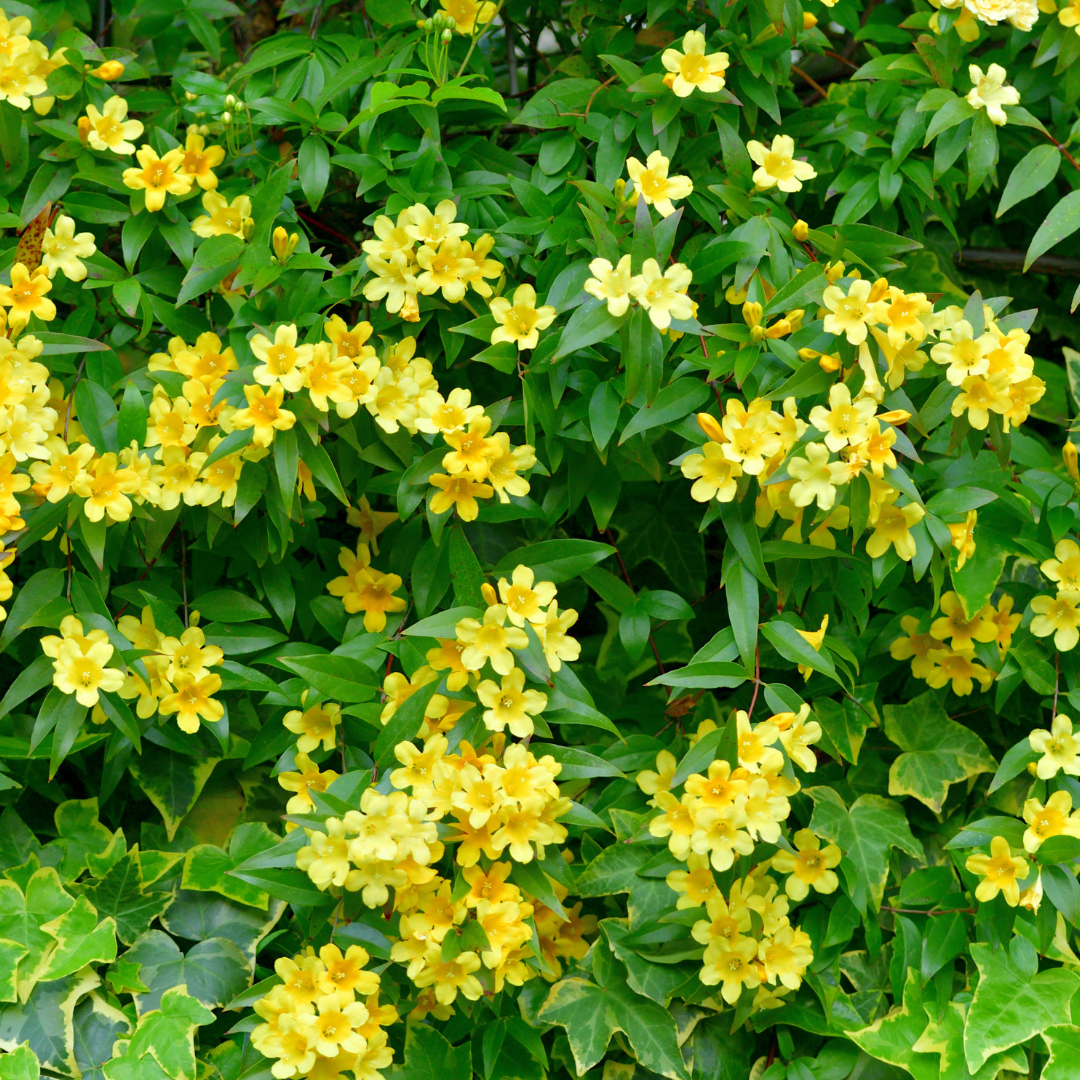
[624,152,693,217]
[83,95,143,153]
[854,418,897,477]
[439,0,497,33]
[415,237,471,303]
[878,287,933,348]
[1061,0,1080,32]
[966,836,1027,906]
[326,544,405,633]
[487,435,534,503]
[924,647,993,697]
[950,370,1011,431]
[770,828,841,900]
[0,52,46,110]
[865,502,924,562]
[52,639,124,707]
[788,442,849,511]
[0,262,55,329]
[489,284,556,351]
[428,472,493,521]
[661,29,729,97]
[159,625,223,682]
[232,383,296,447]
[459,235,502,298]
[948,509,977,571]
[497,565,556,628]
[1030,713,1080,778]
[123,146,192,211]
[191,191,253,239]
[989,594,1021,653]
[700,937,759,1003]
[251,323,315,394]
[415,387,484,437]
[808,383,876,452]
[534,601,580,671]
[666,852,720,909]
[649,790,698,858]
[1022,790,1080,853]
[1030,590,1080,651]
[456,605,528,676]
[159,672,225,733]
[180,126,226,190]
[362,250,419,316]
[88,59,125,81]
[821,279,884,345]
[1042,538,1080,590]
[746,134,817,193]
[637,749,678,798]
[759,925,813,990]
[441,414,500,480]
[584,254,634,317]
[324,315,375,362]
[929,591,998,650]
[629,258,693,330]
[477,667,548,738]
[929,319,993,386]
[413,949,483,1005]
[682,441,741,503]
[284,701,342,753]
[966,63,1020,126]
[72,452,142,521]
[40,215,96,283]
[775,705,822,772]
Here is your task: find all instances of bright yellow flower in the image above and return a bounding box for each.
[477,667,548,738]
[930,319,993,386]
[929,591,999,650]
[682,441,741,503]
[497,564,556,628]
[625,152,693,217]
[821,279,884,345]
[746,134,816,193]
[0,263,54,329]
[415,237,471,303]
[661,29,729,97]
[52,639,124,707]
[413,949,483,1005]
[180,126,226,190]
[415,387,484,437]
[1030,714,1080,779]
[459,234,502,298]
[72,452,142,521]
[1031,590,1080,651]
[534,601,580,671]
[40,216,95,282]
[159,625,223,682]
[284,701,342,753]
[345,495,397,556]
[865,502,924,562]
[83,95,143,153]
[1022,790,1080,853]
[123,146,193,211]
[771,828,841,900]
[808,383,876,452]
[948,509,978,571]
[232,383,296,447]
[159,672,224,733]
[1042,538,1080,590]
[439,0,496,33]
[405,200,469,245]
[924,647,993,696]
[191,191,253,239]
[966,836,1027,906]
[326,544,406,632]
[363,250,419,317]
[759,925,813,990]
[428,472,493,521]
[700,936,760,1003]
[0,52,46,110]
[629,258,693,330]
[324,315,375,361]
[456,605,528,676]
[489,284,556,351]
[251,323,315,394]
[487,435,534,503]
[584,254,634,317]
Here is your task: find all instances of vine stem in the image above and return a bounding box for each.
[455,0,505,80]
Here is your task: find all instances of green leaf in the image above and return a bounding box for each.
[181,822,280,909]
[494,539,614,585]
[670,711,738,788]
[849,969,938,1080]
[964,937,1080,1072]
[538,976,689,1080]
[806,787,922,911]
[127,746,220,842]
[0,868,74,998]
[276,654,378,702]
[298,134,330,212]
[882,691,995,812]
[1025,190,1080,271]
[0,1042,39,1080]
[431,84,506,111]
[176,235,244,306]
[553,298,624,361]
[79,851,173,948]
[374,679,443,768]
[386,1018,471,1080]
[73,994,131,1080]
[191,590,270,623]
[1044,1025,1080,1080]
[124,986,216,1080]
[449,528,485,606]
[997,144,1060,218]
[619,379,711,445]
[121,932,249,1017]
[39,898,116,981]
[761,621,837,682]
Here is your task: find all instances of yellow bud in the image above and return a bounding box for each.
[868,277,890,303]
[272,226,299,262]
[1027,761,1039,776]
[764,319,791,339]
[749,325,765,343]
[416,18,427,28]
[725,285,748,305]
[878,409,912,425]
[742,301,763,330]
[802,12,818,27]
[697,413,725,444]
[824,261,846,283]
[184,90,197,102]
[1065,440,1079,481]
[662,73,677,89]
[77,116,91,144]
[786,308,805,333]
[818,353,842,373]
[89,60,125,81]
[798,348,821,361]
[792,219,809,242]
[481,582,498,607]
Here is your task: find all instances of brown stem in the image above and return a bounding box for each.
[747,645,761,719]
[791,64,827,99]
[295,208,360,252]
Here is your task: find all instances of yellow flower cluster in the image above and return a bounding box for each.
[253,944,397,1080]
[0,7,80,116]
[111,607,225,731]
[362,200,502,322]
[42,615,124,707]
[644,712,824,1009]
[889,590,1019,696]
[584,253,693,330]
[1028,538,1080,653]
[120,126,224,212]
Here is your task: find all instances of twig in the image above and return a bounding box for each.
[791,64,827,99]
[295,208,360,252]
[455,0,505,79]
[747,645,761,719]
[583,76,617,120]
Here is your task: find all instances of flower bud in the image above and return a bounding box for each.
[749,325,765,343]
[235,99,246,111]
[785,308,805,333]
[89,59,125,81]
[797,348,820,362]
[185,90,197,102]
[742,301,762,330]
[272,226,299,262]
[225,94,236,108]
[481,582,498,607]
[77,115,91,144]
[818,353,842,372]
[824,260,846,283]
[764,319,791,339]
[868,277,890,303]
[696,413,725,444]
[878,409,912,425]
[221,110,232,125]
[662,73,677,89]
[1065,440,1079,481]
[725,285,748,305]
[803,12,818,27]
[441,27,453,42]
[792,219,809,242]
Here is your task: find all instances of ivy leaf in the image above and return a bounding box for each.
[849,969,939,1080]
[124,987,216,1080]
[0,1043,38,1080]
[128,747,220,842]
[813,697,877,764]
[0,969,99,1078]
[160,891,286,967]
[180,822,280,910]
[0,941,27,1004]
[76,850,173,947]
[73,993,132,1080]
[964,937,1080,1072]
[385,1017,472,1080]
[599,920,700,1006]
[1043,1025,1080,1080]
[38,897,117,981]
[538,976,690,1080]
[912,999,1026,1080]
[121,931,250,1015]
[882,691,995,812]
[806,788,923,912]
[0,869,74,998]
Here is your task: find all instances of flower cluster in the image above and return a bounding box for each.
[0,7,92,116]
[889,590,1019,696]
[362,199,503,323]
[113,607,225,732]
[585,254,694,330]
[253,944,397,1080]
[1029,539,1080,653]
[644,709,822,1009]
